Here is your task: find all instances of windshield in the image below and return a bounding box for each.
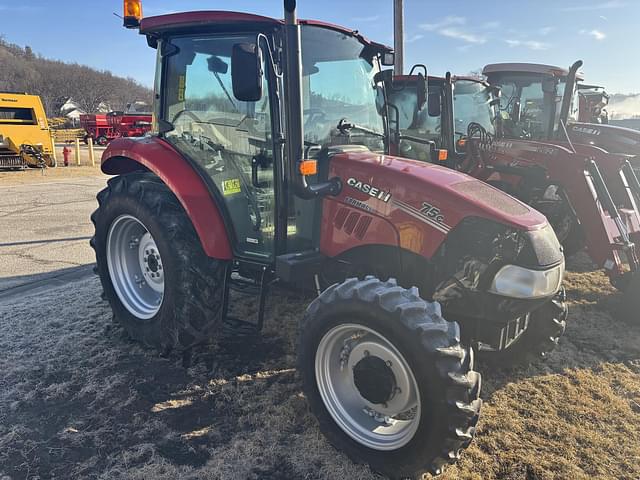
[301,26,384,153]
[453,80,495,136]
[492,73,563,140]
[0,107,36,124]
[387,82,442,143]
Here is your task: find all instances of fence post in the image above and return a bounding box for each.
[75,138,81,166]
[50,134,57,166]
[88,137,95,167]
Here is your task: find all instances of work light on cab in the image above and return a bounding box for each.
[124,0,143,28]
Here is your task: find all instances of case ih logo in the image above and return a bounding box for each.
[572,125,601,136]
[346,177,392,203]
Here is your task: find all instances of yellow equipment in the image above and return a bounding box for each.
[0,92,55,169]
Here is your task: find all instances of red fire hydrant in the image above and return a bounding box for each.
[63,146,71,167]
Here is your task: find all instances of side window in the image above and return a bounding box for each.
[163,35,276,258]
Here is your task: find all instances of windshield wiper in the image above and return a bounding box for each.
[337,118,384,139]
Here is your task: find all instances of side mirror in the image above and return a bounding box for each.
[374,69,393,86]
[428,92,441,117]
[416,73,428,111]
[208,55,229,74]
[381,52,395,67]
[231,43,263,102]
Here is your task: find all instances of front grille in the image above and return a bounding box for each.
[334,206,373,240]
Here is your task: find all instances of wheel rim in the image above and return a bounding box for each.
[106,215,164,319]
[315,323,421,450]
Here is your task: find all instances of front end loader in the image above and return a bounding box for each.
[90,1,570,477]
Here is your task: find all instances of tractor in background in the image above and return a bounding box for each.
[0,92,55,169]
[483,62,640,168]
[384,67,640,324]
[91,1,571,477]
[577,83,609,124]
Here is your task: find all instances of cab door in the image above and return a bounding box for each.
[161,34,278,260]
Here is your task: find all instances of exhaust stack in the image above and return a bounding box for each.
[557,60,583,135]
[283,0,340,199]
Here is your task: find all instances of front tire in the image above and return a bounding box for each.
[91,173,228,352]
[299,277,481,479]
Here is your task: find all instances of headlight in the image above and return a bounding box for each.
[489,262,564,299]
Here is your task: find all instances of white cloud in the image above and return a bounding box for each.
[440,28,487,44]
[539,26,555,36]
[583,29,607,40]
[420,17,486,44]
[505,39,551,50]
[420,16,466,31]
[353,15,380,23]
[560,1,626,11]
[405,34,424,44]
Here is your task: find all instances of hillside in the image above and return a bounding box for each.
[0,38,152,116]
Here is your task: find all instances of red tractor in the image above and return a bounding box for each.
[482,62,640,171]
[385,68,640,324]
[92,2,568,477]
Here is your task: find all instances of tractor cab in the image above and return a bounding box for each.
[577,84,610,124]
[483,62,584,141]
[484,62,640,166]
[385,73,499,170]
[133,13,395,262]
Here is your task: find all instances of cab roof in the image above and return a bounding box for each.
[483,63,584,81]
[139,11,391,52]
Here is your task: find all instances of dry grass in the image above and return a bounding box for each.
[0,253,639,479]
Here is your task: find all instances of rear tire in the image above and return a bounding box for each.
[299,277,481,479]
[96,135,108,146]
[479,289,567,368]
[91,173,228,352]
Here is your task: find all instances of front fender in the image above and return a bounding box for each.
[102,137,233,260]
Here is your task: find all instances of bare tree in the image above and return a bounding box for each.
[0,38,152,116]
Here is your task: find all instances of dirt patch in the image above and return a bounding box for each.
[0,255,639,479]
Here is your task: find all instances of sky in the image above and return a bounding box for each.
[1,0,639,94]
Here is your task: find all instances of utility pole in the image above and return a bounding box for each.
[394,0,404,74]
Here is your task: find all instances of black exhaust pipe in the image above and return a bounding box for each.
[284,0,340,199]
[556,60,583,136]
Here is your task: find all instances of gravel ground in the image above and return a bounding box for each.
[0,253,639,480]
[0,172,106,293]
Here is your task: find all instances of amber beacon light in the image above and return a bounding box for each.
[124,0,143,28]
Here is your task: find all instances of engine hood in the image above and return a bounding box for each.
[569,122,640,157]
[329,151,548,232]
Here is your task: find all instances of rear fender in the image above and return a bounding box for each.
[101,137,233,260]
